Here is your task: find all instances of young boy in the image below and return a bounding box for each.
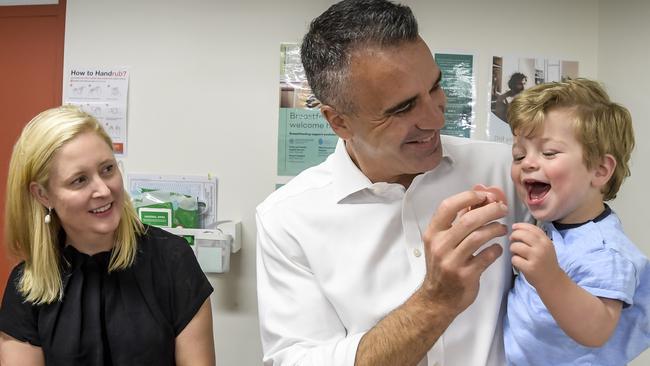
[504,78,650,365]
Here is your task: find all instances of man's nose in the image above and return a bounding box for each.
[416,88,446,130]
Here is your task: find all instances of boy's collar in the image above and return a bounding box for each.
[552,204,611,230]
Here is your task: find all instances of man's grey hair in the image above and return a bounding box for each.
[301,0,418,114]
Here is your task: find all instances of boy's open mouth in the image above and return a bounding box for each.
[525,179,551,202]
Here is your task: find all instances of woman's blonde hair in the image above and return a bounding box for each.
[5,105,143,304]
[507,78,635,201]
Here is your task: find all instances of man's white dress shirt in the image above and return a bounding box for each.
[256,135,529,366]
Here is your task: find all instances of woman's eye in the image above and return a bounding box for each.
[103,164,114,174]
[542,151,557,157]
[513,155,524,162]
[71,176,87,185]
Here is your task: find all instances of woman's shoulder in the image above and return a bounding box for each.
[8,261,26,276]
[3,261,27,297]
[136,225,196,265]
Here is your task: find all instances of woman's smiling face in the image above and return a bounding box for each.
[36,131,123,251]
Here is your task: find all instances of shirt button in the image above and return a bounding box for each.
[413,248,422,257]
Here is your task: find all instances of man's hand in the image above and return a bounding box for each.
[356,189,509,366]
[418,190,508,317]
[510,222,563,289]
[471,184,507,205]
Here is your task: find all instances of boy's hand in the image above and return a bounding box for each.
[510,222,563,289]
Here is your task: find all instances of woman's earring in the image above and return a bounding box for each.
[44,207,52,224]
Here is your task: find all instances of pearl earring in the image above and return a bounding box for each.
[44,207,52,224]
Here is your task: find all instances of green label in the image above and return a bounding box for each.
[138,208,172,227]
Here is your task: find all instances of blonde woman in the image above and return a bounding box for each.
[0,106,215,366]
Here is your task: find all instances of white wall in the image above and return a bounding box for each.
[598,0,650,364]
[62,1,647,365]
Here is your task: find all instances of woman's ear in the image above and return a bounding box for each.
[320,105,353,140]
[29,182,51,208]
[592,154,617,188]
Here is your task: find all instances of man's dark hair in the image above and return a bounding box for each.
[508,72,527,90]
[301,0,418,113]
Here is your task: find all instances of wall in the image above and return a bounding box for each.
[62,0,646,364]
[598,0,650,364]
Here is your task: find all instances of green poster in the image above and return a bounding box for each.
[277,108,337,176]
[435,53,475,138]
[278,43,337,176]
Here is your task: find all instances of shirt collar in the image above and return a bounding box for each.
[331,139,373,202]
[330,137,455,203]
[552,204,612,231]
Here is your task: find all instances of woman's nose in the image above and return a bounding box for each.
[91,177,111,197]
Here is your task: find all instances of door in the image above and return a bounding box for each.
[0,0,66,300]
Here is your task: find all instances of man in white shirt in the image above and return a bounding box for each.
[256,1,529,365]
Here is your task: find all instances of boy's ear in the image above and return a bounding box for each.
[592,154,617,188]
[320,105,353,140]
[29,182,51,208]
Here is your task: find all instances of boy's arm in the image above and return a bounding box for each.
[510,222,623,347]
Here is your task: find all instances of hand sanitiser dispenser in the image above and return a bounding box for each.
[164,222,241,273]
[127,173,240,273]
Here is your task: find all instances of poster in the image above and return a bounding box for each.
[64,67,129,155]
[435,52,475,139]
[488,56,579,144]
[277,43,338,177]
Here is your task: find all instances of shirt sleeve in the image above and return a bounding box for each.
[568,247,637,306]
[256,212,363,366]
[163,235,214,336]
[0,263,41,346]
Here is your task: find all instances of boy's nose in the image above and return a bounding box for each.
[522,156,539,170]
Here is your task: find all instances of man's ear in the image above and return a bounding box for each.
[29,182,51,208]
[592,154,617,188]
[320,105,353,140]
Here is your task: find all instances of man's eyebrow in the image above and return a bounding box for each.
[382,71,443,116]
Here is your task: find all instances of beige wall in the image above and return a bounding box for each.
[598,0,650,364]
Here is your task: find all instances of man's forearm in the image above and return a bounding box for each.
[355,289,456,366]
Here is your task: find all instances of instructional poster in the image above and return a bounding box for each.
[278,43,337,177]
[488,56,579,144]
[64,67,129,155]
[434,52,475,139]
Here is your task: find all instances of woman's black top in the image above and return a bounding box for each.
[0,225,213,365]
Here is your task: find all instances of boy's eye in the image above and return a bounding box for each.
[512,155,524,162]
[542,151,558,157]
[102,164,114,174]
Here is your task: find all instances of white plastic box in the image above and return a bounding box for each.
[163,222,241,273]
